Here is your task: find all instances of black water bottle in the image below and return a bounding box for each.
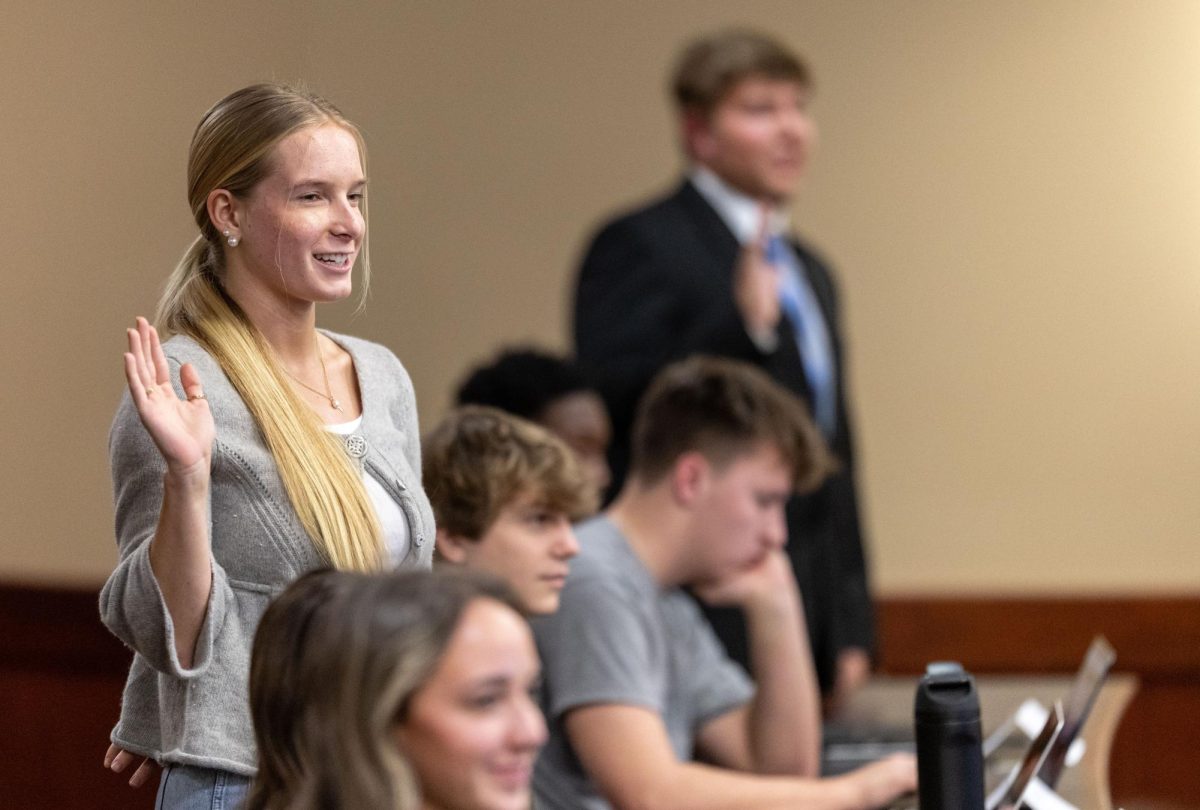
[914,662,985,810]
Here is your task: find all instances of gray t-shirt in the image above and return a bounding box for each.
[532,515,754,810]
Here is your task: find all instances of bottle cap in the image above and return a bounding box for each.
[915,665,980,723]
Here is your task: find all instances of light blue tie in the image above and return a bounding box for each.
[766,235,837,438]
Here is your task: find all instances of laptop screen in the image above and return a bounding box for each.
[986,701,1063,810]
[1036,636,1116,788]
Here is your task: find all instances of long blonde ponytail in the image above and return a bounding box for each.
[157,84,383,571]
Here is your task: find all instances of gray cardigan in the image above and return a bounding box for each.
[99,331,435,775]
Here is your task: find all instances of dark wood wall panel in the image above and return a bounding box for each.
[0,669,150,808]
[877,596,1200,676]
[3,584,1197,808]
[0,584,153,809]
[876,596,1200,809]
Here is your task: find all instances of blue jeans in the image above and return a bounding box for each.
[155,765,251,810]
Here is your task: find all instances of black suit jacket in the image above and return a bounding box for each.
[573,179,874,691]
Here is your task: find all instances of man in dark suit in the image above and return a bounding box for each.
[573,28,873,711]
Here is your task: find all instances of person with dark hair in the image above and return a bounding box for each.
[531,357,915,810]
[456,348,612,497]
[573,27,874,712]
[247,568,545,810]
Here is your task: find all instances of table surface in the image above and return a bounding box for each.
[838,674,1139,809]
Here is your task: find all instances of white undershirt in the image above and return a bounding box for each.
[325,415,411,566]
[689,164,791,244]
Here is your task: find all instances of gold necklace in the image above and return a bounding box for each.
[283,335,343,412]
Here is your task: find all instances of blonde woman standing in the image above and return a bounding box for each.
[100,83,435,809]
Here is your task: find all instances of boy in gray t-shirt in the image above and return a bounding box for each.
[533,515,754,808]
[531,357,916,810]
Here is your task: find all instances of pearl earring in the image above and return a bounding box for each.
[223,229,239,247]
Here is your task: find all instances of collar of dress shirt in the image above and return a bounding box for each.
[689,164,790,245]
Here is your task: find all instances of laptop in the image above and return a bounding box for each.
[986,701,1064,810]
[822,718,915,777]
[1036,636,1116,788]
[823,636,1116,788]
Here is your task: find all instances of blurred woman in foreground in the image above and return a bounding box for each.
[246,568,546,810]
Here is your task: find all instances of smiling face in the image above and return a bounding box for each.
[687,443,792,586]
[394,598,547,810]
[441,490,581,615]
[221,123,366,316]
[688,75,815,204]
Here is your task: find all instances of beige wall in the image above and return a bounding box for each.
[4,1,1198,593]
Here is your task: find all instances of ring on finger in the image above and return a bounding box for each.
[145,388,155,396]
[188,392,206,401]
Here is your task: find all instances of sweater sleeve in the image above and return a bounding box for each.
[391,353,423,483]
[98,386,232,679]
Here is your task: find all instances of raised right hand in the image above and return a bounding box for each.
[733,204,781,338]
[124,317,214,477]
